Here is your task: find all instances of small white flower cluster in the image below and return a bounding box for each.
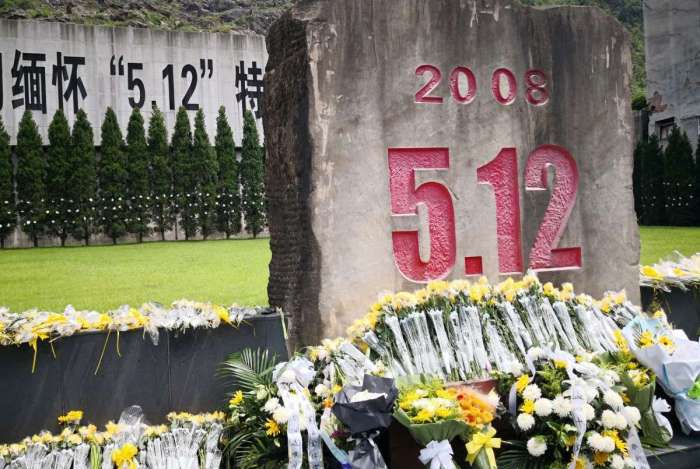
[263,397,290,425]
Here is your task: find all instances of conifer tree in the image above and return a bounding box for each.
[46,109,73,245]
[0,117,15,248]
[69,110,97,245]
[98,107,128,243]
[632,139,643,221]
[193,109,218,239]
[215,106,240,238]
[240,110,266,237]
[148,105,173,241]
[15,110,46,247]
[125,108,151,242]
[640,135,665,225]
[171,107,196,239]
[663,126,695,226]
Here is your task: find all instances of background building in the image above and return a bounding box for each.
[644,0,700,150]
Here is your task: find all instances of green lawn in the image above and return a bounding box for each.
[639,226,700,265]
[0,239,270,312]
[0,227,698,312]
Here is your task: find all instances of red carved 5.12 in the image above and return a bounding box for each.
[388,146,581,283]
[415,65,549,106]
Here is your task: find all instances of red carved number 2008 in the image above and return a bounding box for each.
[388,146,581,282]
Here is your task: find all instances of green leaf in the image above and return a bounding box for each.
[218,347,278,392]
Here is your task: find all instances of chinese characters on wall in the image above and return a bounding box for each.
[0,19,267,144]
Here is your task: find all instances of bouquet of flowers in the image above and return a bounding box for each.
[495,349,647,469]
[640,252,700,291]
[594,334,673,447]
[331,374,398,468]
[394,377,500,469]
[622,312,700,433]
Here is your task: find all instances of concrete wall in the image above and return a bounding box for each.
[644,0,700,150]
[265,0,640,346]
[0,19,267,144]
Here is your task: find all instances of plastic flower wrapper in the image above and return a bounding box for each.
[331,374,397,469]
[623,315,700,433]
[200,422,223,469]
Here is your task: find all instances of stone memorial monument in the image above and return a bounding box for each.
[264,0,639,346]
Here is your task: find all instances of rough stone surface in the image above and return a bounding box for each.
[265,0,640,346]
[644,0,700,149]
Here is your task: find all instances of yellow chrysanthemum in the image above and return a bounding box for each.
[613,330,629,352]
[593,452,609,465]
[639,331,655,348]
[229,390,244,407]
[520,399,535,414]
[58,410,83,425]
[653,309,667,320]
[640,265,662,280]
[515,375,530,393]
[658,335,675,352]
[112,443,138,469]
[412,409,434,423]
[265,419,281,436]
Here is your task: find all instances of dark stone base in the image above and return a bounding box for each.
[0,314,287,442]
[641,286,700,340]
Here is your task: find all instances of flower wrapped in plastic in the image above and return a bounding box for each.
[394,378,499,469]
[331,374,397,468]
[623,313,700,433]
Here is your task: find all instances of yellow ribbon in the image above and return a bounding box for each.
[466,428,501,469]
[111,443,138,469]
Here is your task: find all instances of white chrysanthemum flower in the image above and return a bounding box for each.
[603,389,624,410]
[314,383,330,397]
[517,413,535,431]
[552,395,572,418]
[263,397,281,414]
[272,406,290,424]
[603,370,620,387]
[582,403,596,421]
[588,433,616,453]
[610,454,625,469]
[601,409,617,428]
[526,436,547,457]
[523,384,542,401]
[486,390,500,408]
[534,398,552,417]
[527,347,545,362]
[622,406,641,427]
[504,360,524,377]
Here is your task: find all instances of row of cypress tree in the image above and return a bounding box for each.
[0,106,266,248]
[633,126,700,226]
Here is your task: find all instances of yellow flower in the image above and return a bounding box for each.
[105,421,122,436]
[562,282,574,293]
[572,456,586,469]
[469,284,484,303]
[332,384,342,394]
[639,331,655,348]
[265,418,281,436]
[658,335,675,352]
[593,452,609,465]
[554,359,568,369]
[436,407,453,419]
[613,330,629,352]
[58,410,83,425]
[112,443,138,469]
[229,390,244,407]
[603,430,628,456]
[653,309,667,320]
[520,399,535,414]
[412,409,434,423]
[641,265,662,280]
[515,375,530,394]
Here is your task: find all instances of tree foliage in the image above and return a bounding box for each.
[638,135,665,225]
[125,108,151,242]
[193,109,219,239]
[240,110,266,237]
[215,106,240,238]
[171,106,196,239]
[98,107,128,243]
[15,110,46,247]
[69,109,97,245]
[148,105,173,241]
[0,117,15,248]
[663,126,695,225]
[46,109,73,245]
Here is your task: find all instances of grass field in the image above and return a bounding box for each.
[0,227,698,312]
[0,239,270,312]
